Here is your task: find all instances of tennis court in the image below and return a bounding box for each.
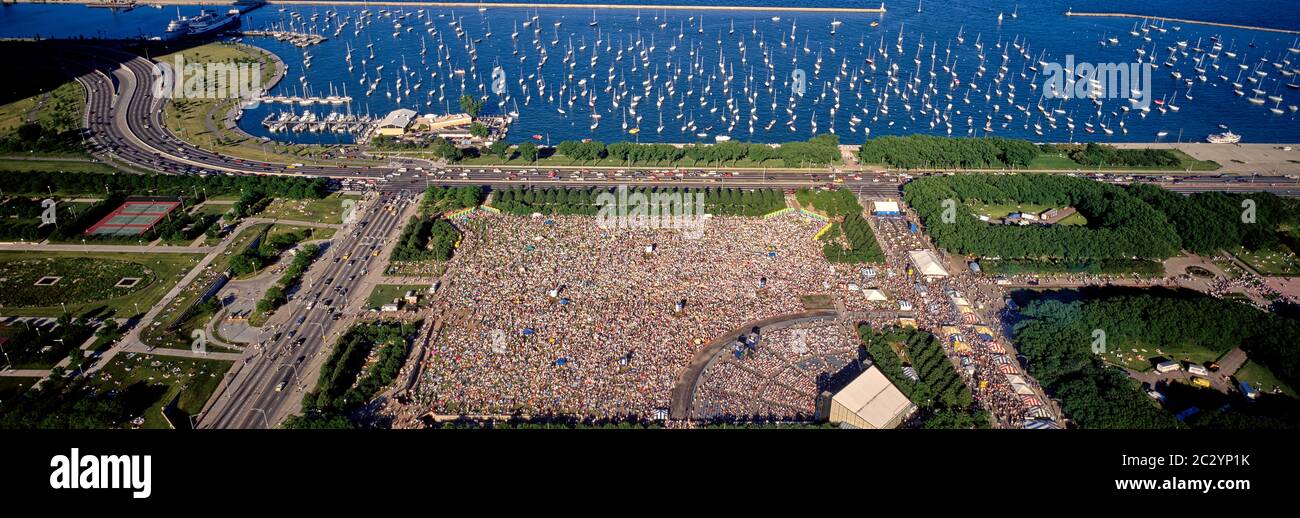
[85,200,181,236]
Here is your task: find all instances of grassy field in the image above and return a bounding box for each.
[0,158,118,174]
[970,202,1088,226]
[89,353,230,429]
[1212,259,1245,279]
[0,79,86,151]
[1235,246,1300,276]
[1105,340,1230,373]
[1234,360,1295,399]
[1027,149,1220,171]
[0,251,202,318]
[255,193,359,224]
[0,376,40,404]
[365,284,428,309]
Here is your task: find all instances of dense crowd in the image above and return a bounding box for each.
[410,214,870,418]
[693,321,858,420]
[864,210,1045,426]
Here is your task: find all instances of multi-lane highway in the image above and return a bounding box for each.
[201,189,414,428]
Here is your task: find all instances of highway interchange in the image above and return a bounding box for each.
[33,40,1300,427]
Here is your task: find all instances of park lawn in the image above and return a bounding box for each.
[211,223,271,273]
[1212,260,1245,279]
[0,158,115,174]
[193,202,232,218]
[0,376,40,404]
[384,260,447,278]
[970,202,1088,226]
[308,227,337,241]
[0,251,202,318]
[365,284,428,309]
[90,353,231,429]
[0,80,84,136]
[1026,150,1219,171]
[1234,360,1295,399]
[1235,245,1300,276]
[1104,339,1227,373]
[1026,153,1081,170]
[256,193,359,224]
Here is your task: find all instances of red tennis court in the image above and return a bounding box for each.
[84,200,181,236]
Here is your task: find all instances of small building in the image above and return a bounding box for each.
[403,290,420,305]
[1187,364,1210,377]
[381,299,402,312]
[375,108,418,136]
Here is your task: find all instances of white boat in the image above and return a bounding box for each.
[1206,131,1241,144]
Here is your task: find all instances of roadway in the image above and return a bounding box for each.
[200,189,413,428]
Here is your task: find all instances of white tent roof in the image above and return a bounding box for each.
[873,201,900,213]
[864,288,889,301]
[832,366,915,429]
[378,108,417,129]
[908,250,949,278]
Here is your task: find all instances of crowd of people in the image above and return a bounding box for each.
[693,320,859,421]
[408,213,872,418]
[388,195,1064,427]
[862,209,1046,426]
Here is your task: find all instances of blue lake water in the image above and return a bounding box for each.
[2,1,1297,145]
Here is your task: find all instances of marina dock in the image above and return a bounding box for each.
[1065,10,1300,35]
[240,30,328,47]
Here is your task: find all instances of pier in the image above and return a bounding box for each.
[259,94,353,105]
[261,111,374,133]
[1065,10,1300,35]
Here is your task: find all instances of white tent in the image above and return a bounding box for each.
[829,366,916,429]
[865,288,889,301]
[908,250,949,278]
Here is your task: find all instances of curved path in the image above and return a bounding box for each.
[668,309,839,419]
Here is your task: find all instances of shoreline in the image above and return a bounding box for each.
[1064,11,1300,35]
[18,0,889,14]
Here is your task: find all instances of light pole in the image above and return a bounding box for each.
[250,408,273,429]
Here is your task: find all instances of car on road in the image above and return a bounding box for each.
[275,381,287,392]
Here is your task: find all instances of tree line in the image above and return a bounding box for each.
[1126,184,1297,254]
[858,325,979,426]
[0,169,329,199]
[289,320,420,428]
[1012,290,1300,429]
[858,135,1041,169]
[256,243,321,315]
[390,216,460,262]
[1041,143,1182,168]
[903,174,1182,260]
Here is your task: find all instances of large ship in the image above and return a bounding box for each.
[1206,131,1242,144]
[165,9,240,40]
